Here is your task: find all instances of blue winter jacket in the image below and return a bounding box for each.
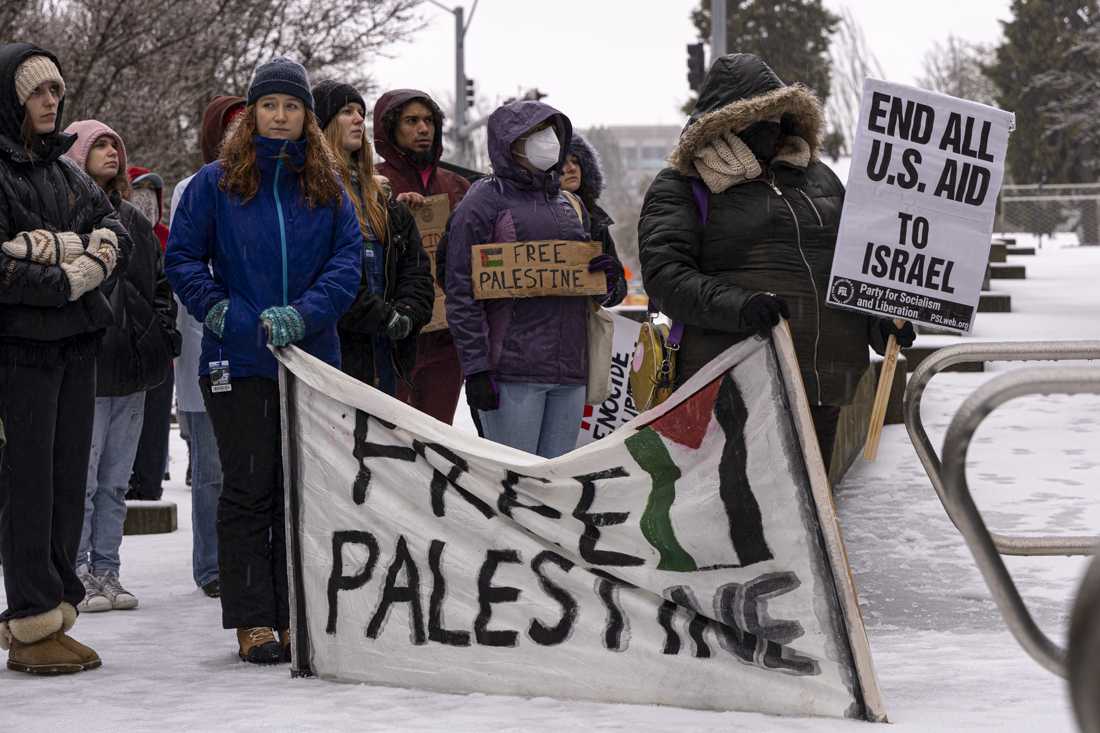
[166,135,362,380]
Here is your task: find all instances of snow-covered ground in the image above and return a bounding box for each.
[2,240,1097,732]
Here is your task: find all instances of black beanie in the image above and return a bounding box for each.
[248,57,314,111]
[312,80,366,131]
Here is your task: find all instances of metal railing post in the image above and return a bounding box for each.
[904,340,1100,555]
[938,367,1100,677]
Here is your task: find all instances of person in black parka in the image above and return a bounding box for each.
[313,80,434,394]
[0,43,132,675]
[562,133,627,307]
[639,54,913,470]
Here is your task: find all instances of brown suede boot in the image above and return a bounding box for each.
[55,602,102,670]
[8,634,84,675]
[54,633,101,670]
[237,627,281,664]
[3,605,92,674]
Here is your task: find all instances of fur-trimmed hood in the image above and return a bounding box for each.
[669,53,824,177]
[567,133,603,203]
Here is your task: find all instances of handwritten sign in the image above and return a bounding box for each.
[413,194,451,332]
[826,79,1014,333]
[471,240,605,300]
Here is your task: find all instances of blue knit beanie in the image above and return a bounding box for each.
[247,57,314,111]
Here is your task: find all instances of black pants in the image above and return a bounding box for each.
[810,405,842,475]
[129,366,174,499]
[0,357,96,621]
[201,376,287,630]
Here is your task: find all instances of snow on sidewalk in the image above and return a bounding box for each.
[2,243,1097,732]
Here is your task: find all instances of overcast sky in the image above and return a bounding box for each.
[371,0,1013,130]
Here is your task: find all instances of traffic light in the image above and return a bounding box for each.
[687,42,705,92]
[464,77,476,108]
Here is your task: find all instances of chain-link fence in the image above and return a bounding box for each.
[997,183,1100,246]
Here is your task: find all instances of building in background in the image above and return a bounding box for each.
[602,125,681,190]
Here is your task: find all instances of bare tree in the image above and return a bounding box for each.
[918,35,998,106]
[6,0,423,183]
[825,6,884,158]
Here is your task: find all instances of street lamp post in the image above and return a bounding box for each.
[427,0,478,166]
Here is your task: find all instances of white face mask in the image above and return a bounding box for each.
[519,126,560,171]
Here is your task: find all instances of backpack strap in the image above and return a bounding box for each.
[561,189,586,228]
[690,177,710,225]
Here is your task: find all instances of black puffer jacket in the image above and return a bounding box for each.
[338,190,434,387]
[567,133,626,307]
[97,196,180,396]
[0,43,132,365]
[639,54,870,406]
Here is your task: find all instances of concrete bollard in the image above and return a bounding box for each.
[123,500,178,535]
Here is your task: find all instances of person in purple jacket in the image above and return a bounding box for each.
[444,101,624,459]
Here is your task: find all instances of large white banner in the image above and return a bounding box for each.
[276,329,885,721]
[827,79,1014,333]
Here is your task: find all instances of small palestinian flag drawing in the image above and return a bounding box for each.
[480,247,504,268]
[625,374,773,572]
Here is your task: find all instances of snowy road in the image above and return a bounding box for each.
[2,241,1097,731]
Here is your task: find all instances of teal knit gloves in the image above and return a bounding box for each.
[205,299,229,338]
[260,305,305,347]
[205,301,304,346]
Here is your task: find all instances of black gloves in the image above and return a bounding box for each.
[587,254,624,297]
[872,319,916,355]
[385,308,413,341]
[739,292,790,336]
[465,371,499,412]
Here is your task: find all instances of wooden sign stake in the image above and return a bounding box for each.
[863,319,907,461]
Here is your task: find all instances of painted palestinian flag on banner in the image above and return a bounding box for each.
[275,329,885,721]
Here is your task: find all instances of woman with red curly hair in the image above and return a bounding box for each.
[166,57,361,665]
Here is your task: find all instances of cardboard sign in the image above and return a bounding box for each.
[471,241,606,300]
[826,79,1014,333]
[274,329,885,720]
[576,312,642,447]
[412,194,451,332]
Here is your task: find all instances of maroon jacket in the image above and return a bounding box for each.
[372,89,470,210]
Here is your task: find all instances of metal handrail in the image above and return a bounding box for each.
[939,366,1100,677]
[904,340,1100,555]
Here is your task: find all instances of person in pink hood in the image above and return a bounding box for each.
[63,119,180,614]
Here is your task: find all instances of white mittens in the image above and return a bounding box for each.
[60,228,119,301]
[86,228,119,274]
[1,229,84,265]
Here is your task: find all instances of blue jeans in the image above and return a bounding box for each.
[479,382,586,459]
[181,411,223,588]
[78,393,145,575]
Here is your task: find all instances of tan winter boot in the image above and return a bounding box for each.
[55,602,101,670]
[3,606,83,675]
[237,627,281,664]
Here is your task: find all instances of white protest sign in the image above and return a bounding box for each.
[275,330,885,720]
[576,312,642,447]
[827,79,1015,333]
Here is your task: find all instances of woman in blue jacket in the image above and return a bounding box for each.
[166,58,361,665]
